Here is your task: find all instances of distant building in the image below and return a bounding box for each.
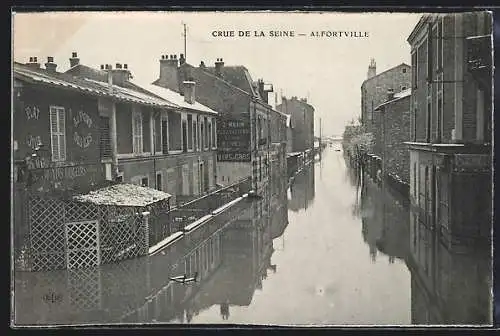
[374,88,412,187]
[276,96,315,156]
[361,60,412,157]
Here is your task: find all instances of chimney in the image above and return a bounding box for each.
[179,53,186,66]
[257,79,273,104]
[183,79,196,104]
[69,52,80,68]
[106,62,132,86]
[26,56,40,69]
[44,56,57,72]
[387,88,395,101]
[159,54,179,86]
[367,58,376,79]
[199,61,206,69]
[215,58,224,77]
[300,98,307,103]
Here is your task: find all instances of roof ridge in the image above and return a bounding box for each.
[361,63,411,87]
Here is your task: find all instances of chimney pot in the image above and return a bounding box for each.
[169,55,173,59]
[100,64,105,70]
[116,63,122,69]
[29,57,33,62]
[47,56,54,63]
[174,55,177,59]
[33,57,38,62]
[124,64,128,69]
[72,52,77,58]
[161,55,165,60]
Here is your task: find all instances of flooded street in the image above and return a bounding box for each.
[13,147,490,326]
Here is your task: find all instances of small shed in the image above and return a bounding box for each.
[25,183,172,271]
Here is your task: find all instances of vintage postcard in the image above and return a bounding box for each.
[11,10,494,327]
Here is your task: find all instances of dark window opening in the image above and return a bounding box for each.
[141,177,149,187]
[161,120,169,154]
[426,102,431,143]
[182,120,188,153]
[187,115,193,150]
[156,173,162,191]
[402,68,407,73]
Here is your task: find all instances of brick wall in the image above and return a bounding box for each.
[361,64,412,142]
[382,96,411,184]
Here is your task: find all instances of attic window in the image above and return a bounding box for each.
[402,68,407,73]
[401,85,408,91]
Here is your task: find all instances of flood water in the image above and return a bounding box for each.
[13,147,492,326]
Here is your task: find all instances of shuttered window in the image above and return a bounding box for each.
[100,116,112,159]
[133,111,143,154]
[49,106,66,162]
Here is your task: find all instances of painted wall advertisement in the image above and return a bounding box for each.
[217,116,251,162]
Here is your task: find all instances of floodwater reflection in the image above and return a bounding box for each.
[13,148,491,326]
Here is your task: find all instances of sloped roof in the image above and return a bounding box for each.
[14,62,174,108]
[84,78,176,108]
[130,79,217,114]
[73,183,172,207]
[206,65,260,98]
[361,63,411,87]
[374,88,411,111]
[14,62,111,96]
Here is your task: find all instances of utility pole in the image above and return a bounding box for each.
[182,22,187,61]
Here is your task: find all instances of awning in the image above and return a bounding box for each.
[73,183,172,207]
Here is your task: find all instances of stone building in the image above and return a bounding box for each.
[276,96,315,157]
[65,53,219,205]
[374,88,412,190]
[152,54,280,193]
[361,60,412,157]
[406,12,492,253]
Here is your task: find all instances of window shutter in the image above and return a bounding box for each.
[58,108,66,161]
[50,107,59,161]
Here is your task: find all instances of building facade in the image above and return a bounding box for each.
[374,89,412,189]
[153,54,279,192]
[361,60,412,158]
[406,12,492,254]
[65,53,219,205]
[276,96,315,156]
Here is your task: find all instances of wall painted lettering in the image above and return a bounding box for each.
[26,134,42,150]
[25,105,40,120]
[73,109,94,149]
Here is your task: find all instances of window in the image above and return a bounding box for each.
[193,120,197,151]
[208,121,212,149]
[182,120,187,152]
[401,85,408,91]
[50,106,66,162]
[99,116,111,159]
[413,163,417,198]
[426,101,431,142]
[141,177,149,187]
[437,95,443,141]
[156,172,163,191]
[204,117,209,149]
[133,110,143,154]
[200,122,205,150]
[161,117,169,154]
[153,112,162,153]
[212,118,217,149]
[187,115,193,150]
[142,110,151,153]
[411,51,417,88]
[402,68,407,73]
[437,19,443,71]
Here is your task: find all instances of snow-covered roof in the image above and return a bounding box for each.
[73,183,172,207]
[84,78,174,108]
[130,79,218,115]
[374,88,412,111]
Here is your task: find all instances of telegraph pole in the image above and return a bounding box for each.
[182,22,187,61]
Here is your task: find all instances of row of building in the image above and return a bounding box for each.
[12,50,316,271]
[357,12,492,255]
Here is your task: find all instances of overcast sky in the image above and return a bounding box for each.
[13,11,422,136]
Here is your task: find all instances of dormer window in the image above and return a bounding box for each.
[402,68,407,73]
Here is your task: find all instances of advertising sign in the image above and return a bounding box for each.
[217,116,251,162]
